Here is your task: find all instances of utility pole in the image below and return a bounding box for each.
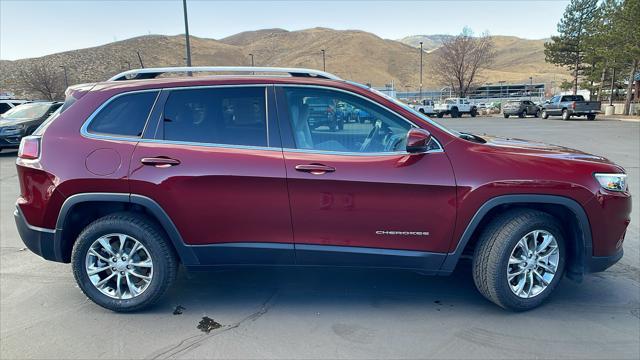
[182,0,192,73]
[419,41,423,101]
[59,66,68,88]
[529,77,533,100]
[136,51,145,68]
[321,49,326,71]
[249,53,254,66]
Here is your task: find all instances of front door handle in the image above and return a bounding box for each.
[295,164,335,175]
[141,157,181,168]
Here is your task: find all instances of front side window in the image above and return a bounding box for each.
[283,87,412,153]
[87,91,158,137]
[163,87,267,147]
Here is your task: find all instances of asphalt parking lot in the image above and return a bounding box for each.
[1,116,639,359]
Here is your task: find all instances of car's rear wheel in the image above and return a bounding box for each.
[503,113,509,118]
[518,111,526,118]
[472,209,565,311]
[437,112,444,118]
[72,212,177,312]
[562,109,571,120]
[587,114,596,121]
[534,110,540,118]
[450,107,459,118]
[470,108,477,117]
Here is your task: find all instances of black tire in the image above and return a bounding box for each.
[541,110,549,119]
[71,212,178,312]
[518,111,526,118]
[587,114,596,121]
[450,107,459,118]
[562,109,570,120]
[503,113,510,118]
[472,209,565,311]
[534,110,540,118]
[419,108,426,114]
[470,109,477,118]
[437,112,444,118]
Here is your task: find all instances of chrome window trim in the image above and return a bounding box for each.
[79,83,444,156]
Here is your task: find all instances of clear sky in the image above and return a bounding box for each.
[0,0,570,60]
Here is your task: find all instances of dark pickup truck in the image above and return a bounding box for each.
[540,95,601,120]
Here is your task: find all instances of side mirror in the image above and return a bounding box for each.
[406,128,432,154]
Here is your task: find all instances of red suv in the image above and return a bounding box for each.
[14,67,631,312]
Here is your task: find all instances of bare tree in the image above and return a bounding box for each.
[432,28,496,97]
[18,61,65,100]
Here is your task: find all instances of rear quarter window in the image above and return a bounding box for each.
[87,91,158,137]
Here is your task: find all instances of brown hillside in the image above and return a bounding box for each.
[0,28,569,99]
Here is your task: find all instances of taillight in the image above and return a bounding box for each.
[571,102,576,109]
[18,136,40,160]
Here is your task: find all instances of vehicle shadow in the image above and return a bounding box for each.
[0,149,17,157]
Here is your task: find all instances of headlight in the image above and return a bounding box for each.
[594,173,628,192]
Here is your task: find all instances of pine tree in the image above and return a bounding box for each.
[544,0,599,95]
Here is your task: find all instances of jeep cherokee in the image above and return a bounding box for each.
[14,67,631,312]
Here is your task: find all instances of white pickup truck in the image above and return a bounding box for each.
[410,99,437,115]
[434,97,478,118]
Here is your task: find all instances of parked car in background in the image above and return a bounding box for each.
[434,98,478,118]
[15,67,630,313]
[540,95,601,120]
[354,107,375,123]
[0,101,61,151]
[336,101,355,123]
[0,98,29,115]
[411,99,437,116]
[306,97,343,131]
[502,100,540,118]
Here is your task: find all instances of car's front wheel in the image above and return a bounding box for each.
[562,109,571,120]
[541,110,549,119]
[472,209,565,311]
[71,212,177,312]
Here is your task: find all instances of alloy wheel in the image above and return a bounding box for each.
[507,230,559,299]
[85,233,154,300]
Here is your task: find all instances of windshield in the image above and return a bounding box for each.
[1,103,51,119]
[357,84,459,137]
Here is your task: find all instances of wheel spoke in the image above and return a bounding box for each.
[509,257,525,265]
[129,241,141,257]
[536,234,553,254]
[536,261,556,274]
[518,238,530,253]
[96,272,116,287]
[87,266,111,276]
[514,274,527,295]
[508,268,524,280]
[533,270,549,286]
[98,238,117,257]
[131,260,152,268]
[88,248,110,263]
[118,234,127,254]
[115,273,123,298]
[129,270,151,281]
[525,271,534,297]
[125,273,137,297]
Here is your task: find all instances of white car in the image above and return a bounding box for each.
[410,99,437,115]
[434,98,478,118]
[0,93,29,115]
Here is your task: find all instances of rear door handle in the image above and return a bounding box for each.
[295,164,335,175]
[141,157,181,168]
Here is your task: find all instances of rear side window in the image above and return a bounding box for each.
[87,91,158,137]
[0,103,11,114]
[162,87,267,147]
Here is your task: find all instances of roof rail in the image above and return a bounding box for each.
[107,66,342,81]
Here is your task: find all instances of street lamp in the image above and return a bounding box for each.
[59,66,68,88]
[321,49,326,71]
[529,77,533,100]
[249,53,254,67]
[419,41,423,101]
[136,51,145,68]
[182,0,192,73]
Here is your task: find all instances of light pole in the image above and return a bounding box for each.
[419,41,423,100]
[498,80,506,100]
[182,0,192,72]
[136,51,145,68]
[321,49,326,71]
[249,53,254,67]
[529,76,533,100]
[59,66,68,88]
